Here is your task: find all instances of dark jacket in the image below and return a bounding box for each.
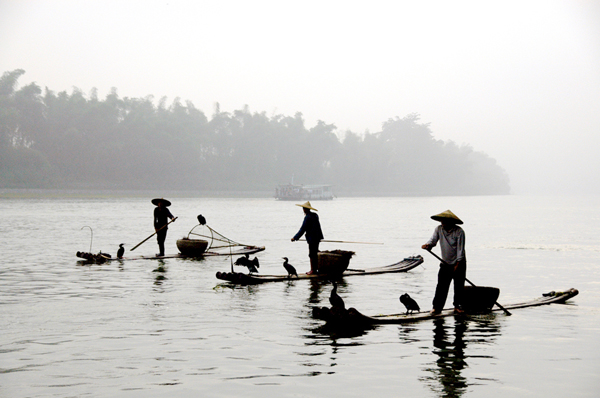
[154,206,174,229]
[293,211,324,244]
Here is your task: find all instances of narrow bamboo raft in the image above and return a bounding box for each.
[215,255,424,284]
[76,246,265,263]
[313,288,579,326]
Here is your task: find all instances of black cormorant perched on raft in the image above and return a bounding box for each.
[282,257,298,278]
[399,293,420,314]
[117,243,125,259]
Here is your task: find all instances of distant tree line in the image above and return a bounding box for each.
[0,69,509,195]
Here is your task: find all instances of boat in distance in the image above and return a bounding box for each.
[275,183,334,201]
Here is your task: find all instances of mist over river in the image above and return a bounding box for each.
[1,193,598,397]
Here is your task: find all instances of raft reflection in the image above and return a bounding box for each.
[421,316,501,398]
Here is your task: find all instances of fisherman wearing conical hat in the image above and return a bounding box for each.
[291,201,324,275]
[152,198,175,257]
[422,210,466,315]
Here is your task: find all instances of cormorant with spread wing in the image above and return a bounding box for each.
[234,254,259,273]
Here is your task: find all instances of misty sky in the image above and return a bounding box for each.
[1,0,599,194]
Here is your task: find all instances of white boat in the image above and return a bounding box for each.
[275,183,334,201]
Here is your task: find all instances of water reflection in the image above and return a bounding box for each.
[428,318,468,397]
[311,320,376,339]
[421,315,501,398]
[152,260,167,286]
[307,278,326,305]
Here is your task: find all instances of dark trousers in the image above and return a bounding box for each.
[156,228,168,256]
[308,241,320,260]
[308,241,320,272]
[432,259,466,311]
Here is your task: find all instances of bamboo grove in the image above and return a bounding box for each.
[0,70,510,195]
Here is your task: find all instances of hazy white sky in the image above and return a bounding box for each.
[1,0,599,194]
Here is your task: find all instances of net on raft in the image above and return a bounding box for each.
[186,223,254,255]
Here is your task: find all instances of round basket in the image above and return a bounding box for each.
[176,238,209,256]
[317,250,355,275]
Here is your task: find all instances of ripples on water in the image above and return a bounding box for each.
[1,194,598,397]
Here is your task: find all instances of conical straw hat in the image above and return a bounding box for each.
[296,201,318,211]
[431,209,463,224]
[152,198,172,207]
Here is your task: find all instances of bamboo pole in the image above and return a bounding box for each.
[130,217,178,251]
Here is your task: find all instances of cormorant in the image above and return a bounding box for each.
[197,214,206,225]
[329,281,345,310]
[234,254,258,273]
[400,293,420,314]
[282,257,298,278]
[117,243,125,259]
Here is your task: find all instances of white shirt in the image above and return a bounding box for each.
[425,224,466,265]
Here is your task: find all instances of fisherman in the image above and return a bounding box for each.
[421,209,466,314]
[152,198,175,257]
[291,201,324,275]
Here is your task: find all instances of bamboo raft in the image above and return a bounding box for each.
[312,288,579,326]
[216,255,424,284]
[76,245,265,263]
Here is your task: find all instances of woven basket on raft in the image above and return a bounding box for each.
[176,238,209,256]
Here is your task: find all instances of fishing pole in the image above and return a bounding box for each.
[298,239,383,245]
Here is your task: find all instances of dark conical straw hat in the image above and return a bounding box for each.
[152,198,171,207]
[431,209,463,224]
[296,201,318,211]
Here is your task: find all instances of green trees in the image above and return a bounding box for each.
[0,69,55,187]
[0,69,510,195]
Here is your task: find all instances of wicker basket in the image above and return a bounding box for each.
[317,250,355,275]
[176,238,209,256]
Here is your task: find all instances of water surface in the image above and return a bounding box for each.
[1,194,598,397]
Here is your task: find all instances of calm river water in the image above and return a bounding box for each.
[1,193,599,397]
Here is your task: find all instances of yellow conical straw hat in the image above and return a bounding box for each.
[296,201,318,211]
[431,209,463,224]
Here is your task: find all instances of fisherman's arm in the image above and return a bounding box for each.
[292,217,308,241]
[421,227,440,250]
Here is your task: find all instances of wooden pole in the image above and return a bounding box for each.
[130,217,178,251]
[299,239,383,245]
